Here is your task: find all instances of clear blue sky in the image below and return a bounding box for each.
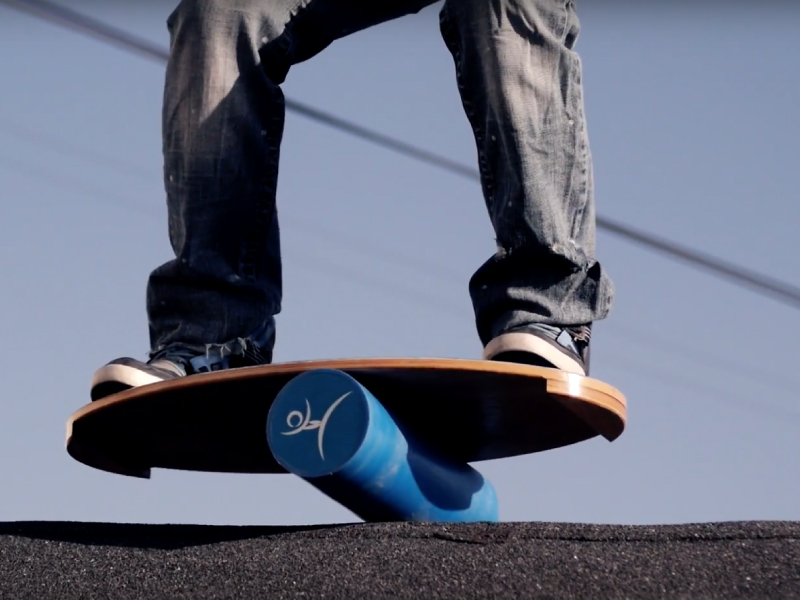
[1,1,798,526]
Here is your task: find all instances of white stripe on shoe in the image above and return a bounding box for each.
[482,332,586,375]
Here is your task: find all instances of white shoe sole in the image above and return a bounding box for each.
[483,332,586,376]
[89,360,183,401]
[91,363,167,391]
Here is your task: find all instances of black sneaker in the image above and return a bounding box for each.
[483,323,591,376]
[90,343,271,401]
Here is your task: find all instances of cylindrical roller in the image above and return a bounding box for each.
[266,369,498,522]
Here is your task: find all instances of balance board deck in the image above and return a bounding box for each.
[66,358,627,479]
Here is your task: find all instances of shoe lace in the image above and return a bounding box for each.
[150,341,269,375]
[566,325,591,344]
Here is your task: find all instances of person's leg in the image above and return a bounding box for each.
[149,0,437,359]
[91,0,437,399]
[439,0,613,374]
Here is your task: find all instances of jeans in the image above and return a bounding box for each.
[146,0,614,361]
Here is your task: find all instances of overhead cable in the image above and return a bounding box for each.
[3,0,800,309]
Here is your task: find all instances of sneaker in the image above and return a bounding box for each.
[90,343,270,401]
[482,323,591,376]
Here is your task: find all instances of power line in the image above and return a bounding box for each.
[0,144,450,326]
[2,151,797,422]
[597,220,800,310]
[0,148,465,313]
[0,117,154,182]
[3,117,798,401]
[608,322,799,401]
[0,0,170,63]
[0,118,465,285]
[601,350,800,428]
[3,0,800,311]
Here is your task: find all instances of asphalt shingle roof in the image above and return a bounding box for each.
[1,520,798,598]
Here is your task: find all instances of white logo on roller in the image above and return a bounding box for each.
[281,392,352,460]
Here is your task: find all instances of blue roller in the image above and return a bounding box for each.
[266,369,498,522]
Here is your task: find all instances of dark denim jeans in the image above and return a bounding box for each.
[146,0,614,361]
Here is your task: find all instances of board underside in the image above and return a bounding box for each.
[66,358,626,478]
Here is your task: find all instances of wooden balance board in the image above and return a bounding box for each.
[66,357,626,481]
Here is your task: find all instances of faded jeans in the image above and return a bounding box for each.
[146,0,614,361]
